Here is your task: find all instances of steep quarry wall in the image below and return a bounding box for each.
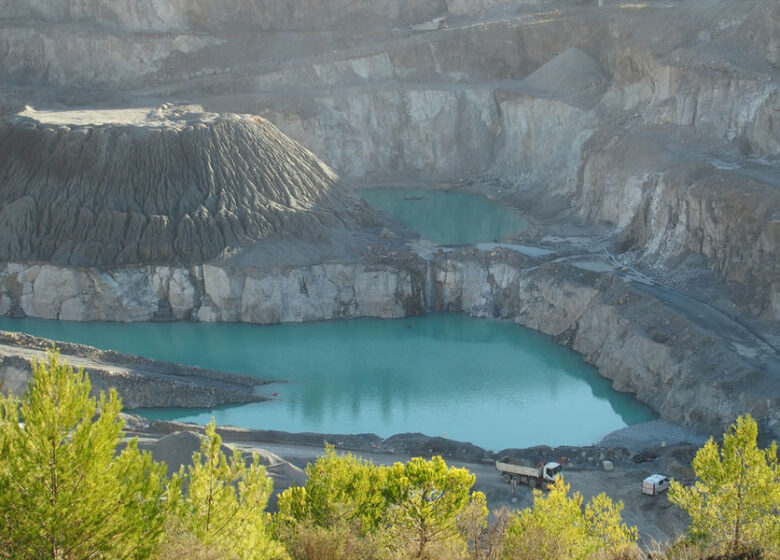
[0,250,777,438]
[0,261,420,323]
[576,128,780,322]
[0,27,222,89]
[428,249,779,435]
[255,86,597,184]
[603,52,780,158]
[0,0,445,32]
[233,25,607,182]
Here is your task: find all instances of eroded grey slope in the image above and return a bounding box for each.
[0,107,369,266]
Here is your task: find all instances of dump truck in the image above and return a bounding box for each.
[495,457,562,488]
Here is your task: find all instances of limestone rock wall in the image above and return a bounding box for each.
[0,0,446,32]
[577,132,780,321]
[427,249,779,435]
[250,22,529,89]
[492,94,596,194]
[0,262,420,323]
[648,74,779,158]
[257,87,599,182]
[0,26,222,89]
[605,57,780,159]
[260,87,501,181]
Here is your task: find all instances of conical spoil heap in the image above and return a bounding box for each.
[0,106,369,266]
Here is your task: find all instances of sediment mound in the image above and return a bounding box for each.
[0,105,368,266]
[523,47,606,106]
[150,431,232,475]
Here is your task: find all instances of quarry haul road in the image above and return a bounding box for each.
[224,440,687,547]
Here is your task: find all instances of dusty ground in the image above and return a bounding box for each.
[127,418,705,548]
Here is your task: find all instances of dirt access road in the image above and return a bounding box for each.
[130,423,697,548]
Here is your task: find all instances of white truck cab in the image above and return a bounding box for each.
[641,474,670,496]
[542,461,562,482]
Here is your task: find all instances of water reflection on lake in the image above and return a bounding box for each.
[0,314,656,450]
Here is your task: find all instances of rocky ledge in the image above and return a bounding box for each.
[0,331,272,408]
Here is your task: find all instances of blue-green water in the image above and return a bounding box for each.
[360,188,528,245]
[0,315,655,451]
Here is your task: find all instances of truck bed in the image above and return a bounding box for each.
[495,457,539,476]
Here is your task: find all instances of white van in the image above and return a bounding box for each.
[641,474,670,496]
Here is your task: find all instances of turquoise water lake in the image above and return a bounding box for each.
[0,314,655,451]
[359,188,528,245]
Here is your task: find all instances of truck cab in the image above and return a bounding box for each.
[542,462,562,483]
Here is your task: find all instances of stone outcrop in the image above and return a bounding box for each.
[0,107,370,266]
[0,27,222,89]
[576,130,780,322]
[0,331,271,408]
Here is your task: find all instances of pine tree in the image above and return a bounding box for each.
[383,456,481,559]
[276,444,386,533]
[167,419,287,560]
[583,492,639,553]
[668,414,780,556]
[274,445,390,560]
[275,450,483,560]
[504,477,638,560]
[0,348,169,560]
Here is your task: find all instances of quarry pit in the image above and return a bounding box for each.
[0,0,779,544]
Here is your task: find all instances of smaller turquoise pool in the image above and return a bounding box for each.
[360,188,528,245]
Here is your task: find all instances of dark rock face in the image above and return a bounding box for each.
[0,108,367,266]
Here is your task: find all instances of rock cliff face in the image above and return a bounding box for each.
[577,131,780,320]
[1,248,777,439]
[0,107,370,266]
[0,261,420,323]
[241,27,604,183]
[427,249,780,436]
[254,86,597,184]
[0,27,221,89]
[0,0,445,32]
